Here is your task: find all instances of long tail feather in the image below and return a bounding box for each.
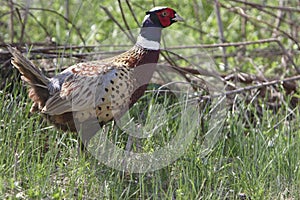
[8,46,50,86]
[8,46,51,112]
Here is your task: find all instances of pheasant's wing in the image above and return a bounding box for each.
[42,61,134,115]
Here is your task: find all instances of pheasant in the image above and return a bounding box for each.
[8,7,183,145]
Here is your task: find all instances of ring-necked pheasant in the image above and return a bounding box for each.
[8,7,183,145]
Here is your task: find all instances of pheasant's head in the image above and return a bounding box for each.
[142,7,184,28]
[137,7,183,50]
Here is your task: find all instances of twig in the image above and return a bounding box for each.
[9,0,14,43]
[240,2,247,41]
[64,0,69,21]
[220,3,300,49]
[214,0,228,70]
[192,0,203,40]
[161,49,221,78]
[230,0,296,28]
[163,38,281,49]
[18,0,30,44]
[6,44,131,51]
[27,39,286,51]
[201,75,300,99]
[24,10,52,40]
[125,0,140,26]
[273,39,300,74]
[16,6,86,45]
[237,0,295,27]
[228,0,300,12]
[117,0,135,41]
[100,6,135,44]
[182,24,218,40]
[19,11,27,43]
[159,51,194,86]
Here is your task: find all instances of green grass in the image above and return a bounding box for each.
[1,80,300,199]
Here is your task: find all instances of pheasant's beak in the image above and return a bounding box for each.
[172,13,184,22]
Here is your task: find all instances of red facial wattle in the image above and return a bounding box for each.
[156,8,176,27]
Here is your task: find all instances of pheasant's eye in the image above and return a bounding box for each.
[161,11,167,17]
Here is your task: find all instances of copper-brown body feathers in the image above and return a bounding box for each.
[8,46,159,133]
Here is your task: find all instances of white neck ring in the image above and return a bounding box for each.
[136,35,160,50]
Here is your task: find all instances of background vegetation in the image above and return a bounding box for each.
[0,0,300,199]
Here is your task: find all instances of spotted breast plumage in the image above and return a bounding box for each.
[8,7,183,145]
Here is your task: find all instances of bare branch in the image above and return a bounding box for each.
[228,0,300,12]
[220,3,300,49]
[117,0,135,41]
[100,5,135,44]
[17,0,30,43]
[16,6,87,46]
[125,0,140,26]
[163,38,280,49]
[214,0,228,70]
[201,75,300,99]
[9,0,14,43]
